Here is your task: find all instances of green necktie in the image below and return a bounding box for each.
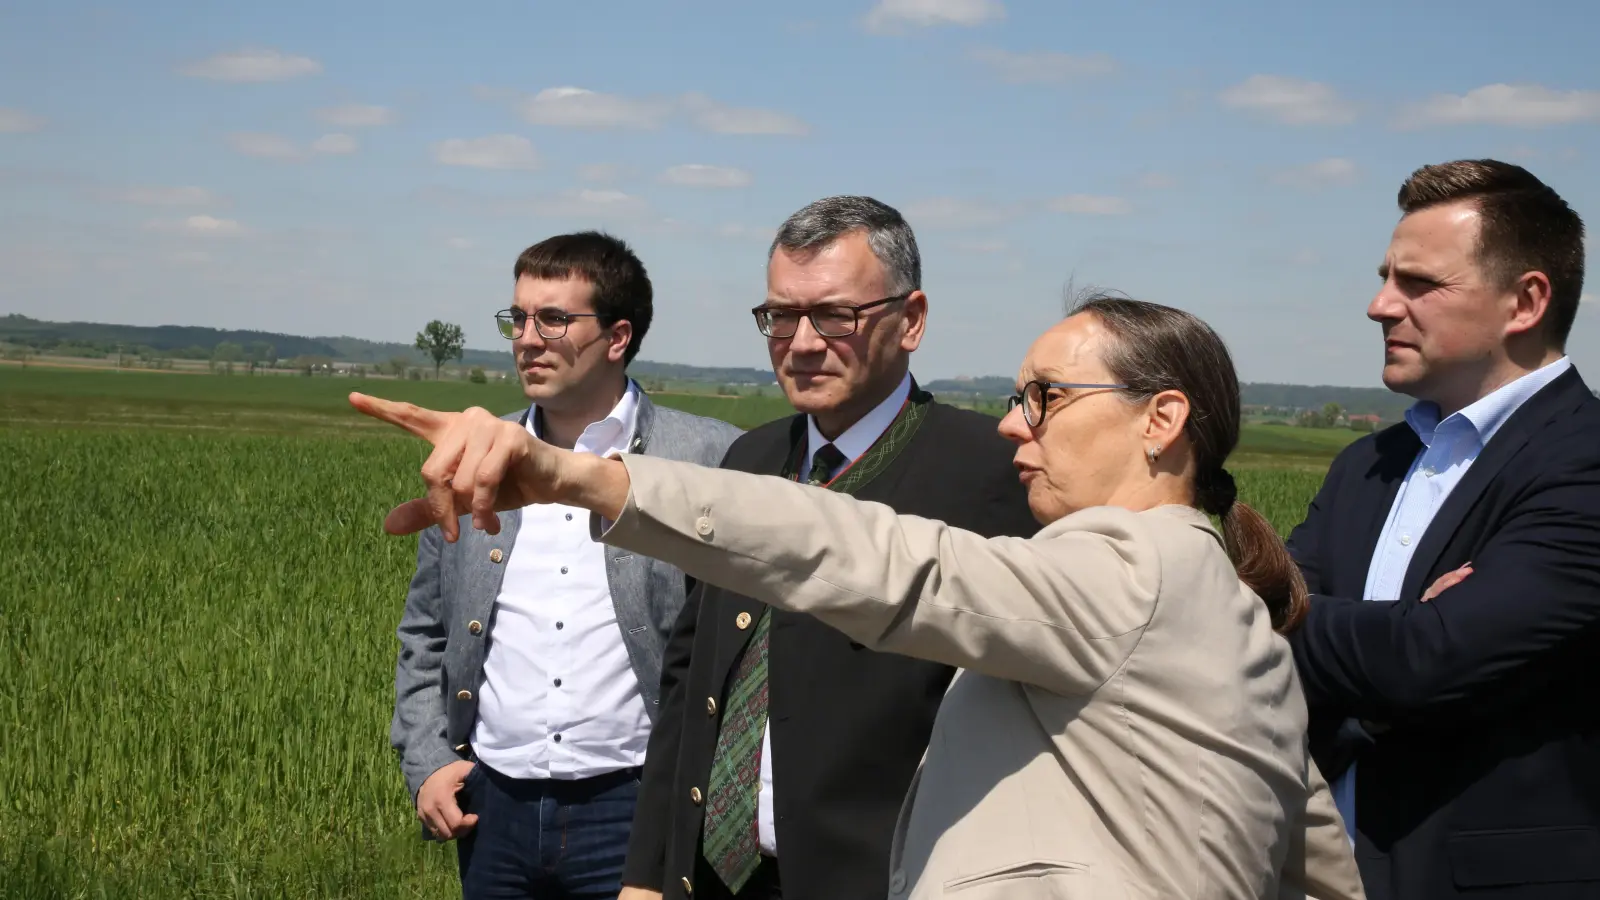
[701,442,846,891]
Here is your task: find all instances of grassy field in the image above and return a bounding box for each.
[0,367,1356,898]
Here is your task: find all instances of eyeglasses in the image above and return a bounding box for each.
[495,307,605,340]
[1008,380,1128,427]
[751,294,908,339]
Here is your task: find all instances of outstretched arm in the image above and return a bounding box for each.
[348,394,1158,697]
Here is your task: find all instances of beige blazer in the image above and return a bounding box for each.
[597,454,1365,900]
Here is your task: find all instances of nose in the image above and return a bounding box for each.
[514,321,548,353]
[996,404,1030,446]
[787,313,829,355]
[1368,280,1404,324]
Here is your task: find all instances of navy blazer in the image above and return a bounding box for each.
[1285,365,1600,899]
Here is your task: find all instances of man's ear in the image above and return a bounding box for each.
[899,291,928,352]
[1504,270,1553,340]
[607,320,634,364]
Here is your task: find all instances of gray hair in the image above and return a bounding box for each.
[768,195,921,295]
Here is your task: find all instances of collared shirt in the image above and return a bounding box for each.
[1333,356,1572,838]
[470,379,649,780]
[758,370,913,856]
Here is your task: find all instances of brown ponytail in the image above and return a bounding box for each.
[1072,291,1311,634]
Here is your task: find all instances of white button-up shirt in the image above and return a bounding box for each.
[1333,356,1572,838]
[470,380,650,780]
[758,370,913,856]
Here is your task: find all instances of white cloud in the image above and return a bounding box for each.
[315,104,393,127]
[1400,84,1600,128]
[434,135,540,170]
[226,132,304,159]
[311,133,358,155]
[904,197,1020,230]
[577,162,631,183]
[527,188,650,220]
[225,132,357,160]
[864,0,1005,32]
[509,87,808,136]
[660,164,754,188]
[144,214,247,236]
[680,93,810,135]
[1219,74,1357,125]
[1049,194,1133,215]
[967,47,1117,83]
[1270,157,1359,190]
[0,108,46,133]
[178,48,321,82]
[518,87,673,130]
[118,186,219,206]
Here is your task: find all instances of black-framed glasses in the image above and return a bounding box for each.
[1008,380,1129,427]
[750,293,908,339]
[495,307,605,340]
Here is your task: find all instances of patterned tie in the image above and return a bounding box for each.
[701,442,847,891]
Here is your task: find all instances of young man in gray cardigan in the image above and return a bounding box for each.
[389,231,741,899]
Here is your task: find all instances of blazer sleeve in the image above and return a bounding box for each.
[1274,751,1365,900]
[389,526,460,804]
[595,455,1162,697]
[1284,446,1350,597]
[1289,443,1600,722]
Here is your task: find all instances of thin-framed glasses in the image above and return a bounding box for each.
[1008,380,1129,427]
[495,307,604,340]
[750,293,909,339]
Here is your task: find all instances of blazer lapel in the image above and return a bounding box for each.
[710,414,806,692]
[1398,368,1585,601]
[1352,426,1421,585]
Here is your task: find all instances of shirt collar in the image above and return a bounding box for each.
[526,377,641,457]
[807,370,913,464]
[1405,356,1571,447]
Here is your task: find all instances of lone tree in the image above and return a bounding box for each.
[414,320,465,380]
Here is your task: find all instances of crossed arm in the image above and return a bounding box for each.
[1287,451,1600,724]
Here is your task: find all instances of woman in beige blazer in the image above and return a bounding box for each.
[353,295,1365,899]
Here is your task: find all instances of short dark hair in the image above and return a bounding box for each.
[1397,159,1586,348]
[512,230,653,365]
[1071,292,1308,634]
[770,195,921,295]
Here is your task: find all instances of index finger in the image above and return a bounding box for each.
[349,392,451,442]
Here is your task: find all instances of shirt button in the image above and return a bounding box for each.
[695,516,713,538]
[456,690,472,701]
[468,620,483,635]
[890,870,907,892]
[1400,535,1411,546]
[556,621,564,630]
[690,787,703,804]
[566,512,573,521]
[681,876,693,895]
[560,566,569,574]
[706,696,718,716]
[552,733,562,743]
[488,548,503,564]
[554,678,562,687]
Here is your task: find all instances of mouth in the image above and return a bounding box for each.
[1384,339,1417,354]
[1014,463,1041,484]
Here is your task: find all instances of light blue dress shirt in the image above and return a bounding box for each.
[1332,356,1572,840]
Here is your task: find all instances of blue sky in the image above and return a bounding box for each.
[2,0,1596,386]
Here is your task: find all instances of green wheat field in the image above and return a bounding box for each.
[0,367,1356,898]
